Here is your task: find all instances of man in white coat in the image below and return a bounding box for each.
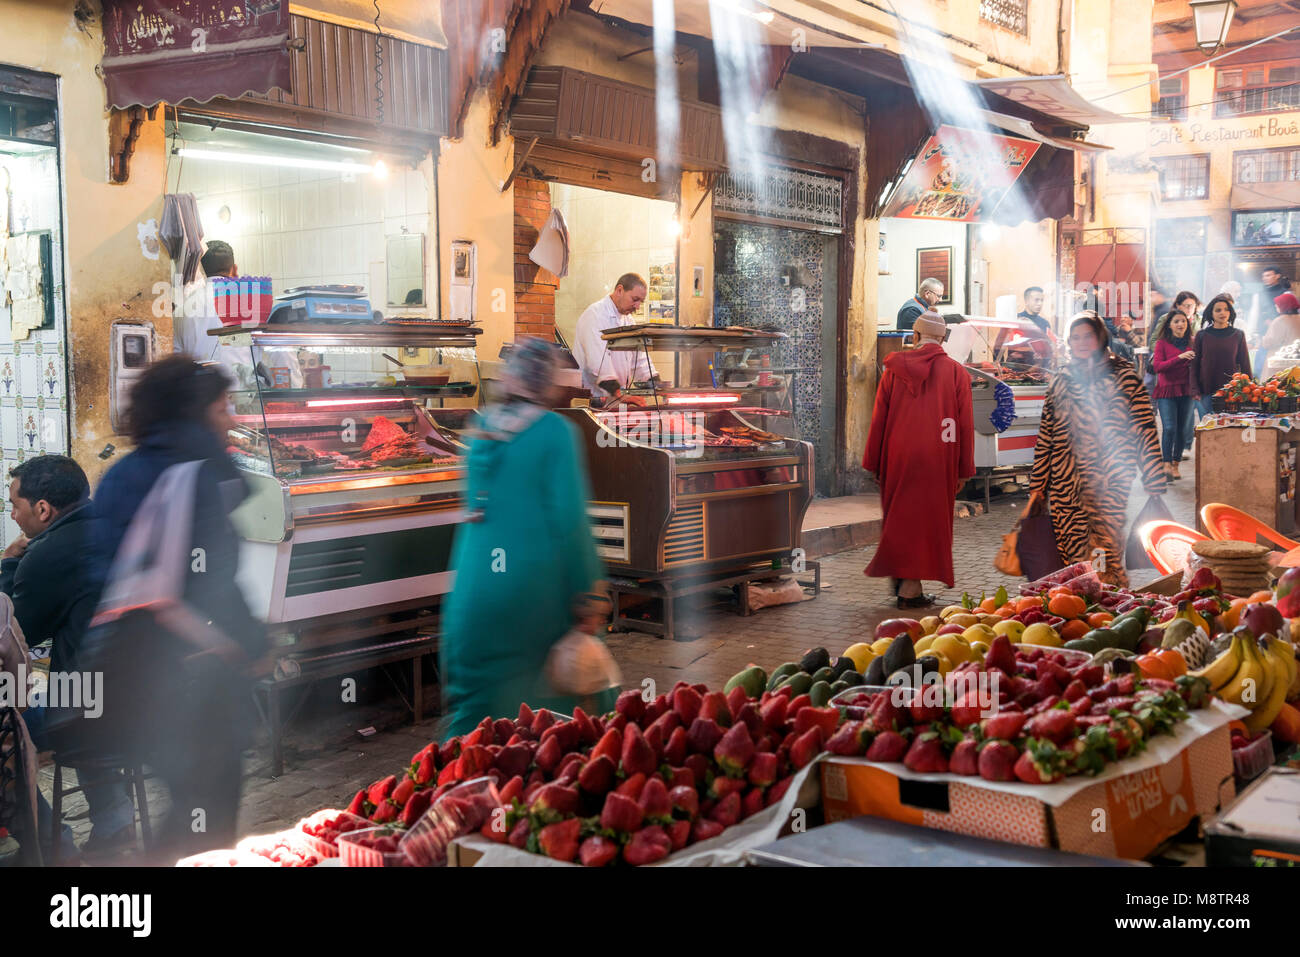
[571,273,657,405]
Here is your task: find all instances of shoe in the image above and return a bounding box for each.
[1182,451,1191,461]
[81,824,135,856]
[1172,462,1182,479]
[897,594,938,609]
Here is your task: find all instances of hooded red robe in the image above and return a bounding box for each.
[863,343,975,588]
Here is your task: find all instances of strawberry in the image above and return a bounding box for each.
[345,788,367,816]
[639,776,673,822]
[977,739,1019,781]
[615,689,647,722]
[517,702,535,726]
[459,744,493,777]
[492,717,515,745]
[590,727,622,766]
[529,709,557,737]
[710,775,746,799]
[371,800,398,824]
[493,743,531,780]
[949,737,979,775]
[667,766,695,790]
[391,777,415,807]
[498,775,524,806]
[615,772,648,800]
[1073,664,1105,688]
[984,635,1017,675]
[600,791,644,832]
[683,753,710,783]
[1069,695,1093,717]
[505,733,524,747]
[982,710,1027,740]
[691,818,725,843]
[1026,694,1063,716]
[669,785,699,820]
[865,693,907,733]
[644,694,670,725]
[577,754,616,796]
[1013,746,1064,783]
[687,717,725,755]
[903,732,948,773]
[507,817,532,849]
[747,750,780,786]
[481,816,509,844]
[663,726,689,766]
[646,710,680,742]
[673,685,704,725]
[667,819,691,852]
[709,791,742,827]
[606,712,628,734]
[949,691,986,729]
[531,783,581,822]
[1039,659,1073,688]
[773,684,794,699]
[463,727,489,750]
[740,787,765,820]
[400,788,434,827]
[865,730,908,762]
[555,755,584,788]
[623,825,672,866]
[824,720,869,757]
[579,835,620,867]
[1025,708,1077,745]
[570,706,599,745]
[714,722,757,777]
[735,702,765,739]
[794,706,840,739]
[621,723,657,777]
[726,685,750,718]
[907,688,947,724]
[789,727,822,770]
[786,693,812,717]
[760,695,789,731]
[1114,673,1137,695]
[534,735,563,773]
[413,752,438,786]
[764,775,795,807]
[537,818,581,862]
[366,775,397,807]
[699,691,733,727]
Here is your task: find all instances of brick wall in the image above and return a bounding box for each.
[513,176,556,338]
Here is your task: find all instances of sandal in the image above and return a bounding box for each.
[897,593,938,609]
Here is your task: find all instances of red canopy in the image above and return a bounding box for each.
[101,0,290,110]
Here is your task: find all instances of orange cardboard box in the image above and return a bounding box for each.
[820,724,1235,860]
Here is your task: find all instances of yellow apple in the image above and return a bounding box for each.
[914,635,937,654]
[842,643,875,673]
[969,640,989,657]
[919,616,942,635]
[961,624,997,644]
[931,635,973,665]
[992,619,1026,641]
[1020,623,1063,647]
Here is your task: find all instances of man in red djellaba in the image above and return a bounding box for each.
[863,312,975,608]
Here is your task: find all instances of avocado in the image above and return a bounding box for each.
[767,662,800,691]
[1112,617,1144,652]
[864,657,887,686]
[886,669,914,687]
[783,672,813,697]
[809,680,833,707]
[810,666,835,685]
[840,670,864,687]
[1083,628,1118,649]
[916,655,942,679]
[829,679,850,696]
[882,635,916,675]
[724,665,767,699]
[830,656,856,680]
[799,647,832,674]
[1064,637,1100,653]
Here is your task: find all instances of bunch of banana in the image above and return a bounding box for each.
[1244,636,1299,733]
[1191,633,1247,694]
[1195,631,1300,732]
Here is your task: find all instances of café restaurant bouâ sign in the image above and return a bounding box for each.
[101,0,290,110]
[880,125,1040,223]
[1150,115,1300,147]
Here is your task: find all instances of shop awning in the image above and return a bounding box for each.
[1231,181,1300,211]
[101,0,291,110]
[981,110,1112,153]
[976,76,1144,126]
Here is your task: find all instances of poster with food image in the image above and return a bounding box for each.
[881,125,1040,223]
[646,256,676,322]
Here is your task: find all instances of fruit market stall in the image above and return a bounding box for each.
[1196,379,1300,537]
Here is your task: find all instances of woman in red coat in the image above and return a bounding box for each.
[863,313,975,608]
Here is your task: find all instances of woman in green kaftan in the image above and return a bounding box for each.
[440,338,613,735]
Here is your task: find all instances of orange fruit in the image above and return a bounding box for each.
[1060,619,1090,642]
[1247,590,1274,605]
[1086,612,1113,628]
[995,604,1017,619]
[979,597,998,613]
[1047,594,1087,620]
[1136,654,1172,681]
[1222,598,1248,631]
[1156,648,1187,677]
[1015,596,1044,614]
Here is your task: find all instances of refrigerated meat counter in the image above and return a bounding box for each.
[211,320,481,630]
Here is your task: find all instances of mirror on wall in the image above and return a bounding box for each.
[387,233,425,308]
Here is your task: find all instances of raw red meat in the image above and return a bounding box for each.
[361,415,409,452]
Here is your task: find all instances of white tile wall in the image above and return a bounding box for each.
[176,157,431,305]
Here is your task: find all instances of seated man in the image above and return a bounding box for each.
[2,455,134,855]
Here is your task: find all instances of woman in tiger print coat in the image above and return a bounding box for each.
[1029,313,1167,587]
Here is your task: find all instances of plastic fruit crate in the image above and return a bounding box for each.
[337,826,412,867]
[296,808,371,859]
[1232,730,1273,780]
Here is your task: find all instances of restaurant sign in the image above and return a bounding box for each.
[880,125,1041,223]
[101,0,290,110]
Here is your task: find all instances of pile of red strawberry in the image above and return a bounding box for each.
[341,680,835,866]
[298,809,370,848]
[827,637,1207,784]
[235,831,321,867]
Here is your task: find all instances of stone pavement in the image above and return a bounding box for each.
[43,470,1197,861]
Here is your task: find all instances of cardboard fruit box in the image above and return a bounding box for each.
[820,707,1237,861]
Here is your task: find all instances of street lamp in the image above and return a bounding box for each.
[1188,0,1237,56]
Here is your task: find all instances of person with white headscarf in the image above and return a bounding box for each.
[439,338,614,734]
